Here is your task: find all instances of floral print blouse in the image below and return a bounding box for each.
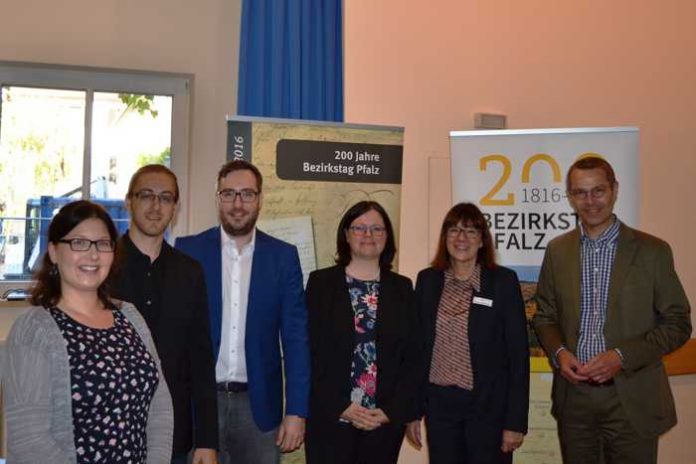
[346,275,379,409]
[49,307,159,464]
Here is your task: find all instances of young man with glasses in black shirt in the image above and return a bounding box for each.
[111,164,219,464]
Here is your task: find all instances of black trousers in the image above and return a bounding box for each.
[305,416,405,464]
[425,384,512,464]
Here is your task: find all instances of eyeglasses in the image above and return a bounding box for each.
[568,185,611,200]
[349,225,387,237]
[217,189,259,203]
[447,226,481,239]
[133,190,177,205]
[57,238,115,253]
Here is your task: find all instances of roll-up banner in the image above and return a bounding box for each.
[450,127,639,464]
[227,116,404,288]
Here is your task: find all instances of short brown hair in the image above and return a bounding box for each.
[431,203,496,271]
[566,156,617,192]
[217,160,263,192]
[127,164,179,202]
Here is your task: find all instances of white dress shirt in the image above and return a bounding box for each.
[216,227,255,383]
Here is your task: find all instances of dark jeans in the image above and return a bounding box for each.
[217,390,280,464]
[425,384,512,464]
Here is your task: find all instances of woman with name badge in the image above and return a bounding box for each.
[406,202,529,464]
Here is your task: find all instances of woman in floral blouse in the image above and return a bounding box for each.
[2,200,173,464]
[304,201,422,464]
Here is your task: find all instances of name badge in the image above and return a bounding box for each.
[473,296,493,307]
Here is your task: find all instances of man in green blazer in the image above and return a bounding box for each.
[533,157,691,464]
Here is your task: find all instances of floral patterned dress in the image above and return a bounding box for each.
[346,275,379,409]
[49,307,159,464]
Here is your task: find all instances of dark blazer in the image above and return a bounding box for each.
[305,265,423,425]
[416,265,529,434]
[175,227,310,432]
[533,223,692,437]
[111,235,218,454]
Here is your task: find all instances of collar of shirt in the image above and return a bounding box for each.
[122,230,171,267]
[444,264,481,293]
[220,226,256,258]
[580,215,621,247]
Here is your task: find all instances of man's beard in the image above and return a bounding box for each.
[219,208,259,236]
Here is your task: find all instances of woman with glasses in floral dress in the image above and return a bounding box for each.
[304,201,422,464]
[2,200,173,464]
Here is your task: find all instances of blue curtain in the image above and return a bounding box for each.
[237,0,343,121]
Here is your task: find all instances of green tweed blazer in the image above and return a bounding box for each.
[533,223,692,437]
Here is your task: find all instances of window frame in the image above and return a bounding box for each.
[0,61,192,293]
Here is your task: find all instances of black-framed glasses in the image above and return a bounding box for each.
[217,188,259,203]
[349,225,387,237]
[133,189,177,205]
[446,226,481,239]
[57,238,116,253]
[568,185,611,200]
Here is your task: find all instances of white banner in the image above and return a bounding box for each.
[450,127,639,281]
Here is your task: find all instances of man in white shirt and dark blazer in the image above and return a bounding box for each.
[176,160,310,464]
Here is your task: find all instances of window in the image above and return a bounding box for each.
[0,62,191,289]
